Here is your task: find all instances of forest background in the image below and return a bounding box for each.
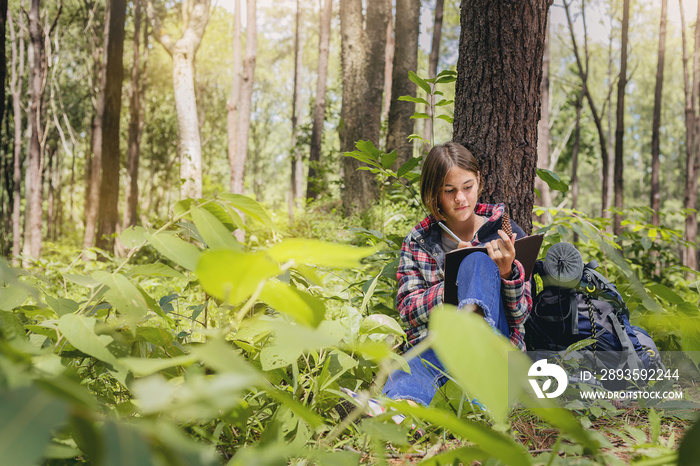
[2,0,700,464]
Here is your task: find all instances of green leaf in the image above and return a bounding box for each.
[190,337,262,379]
[100,420,152,466]
[147,232,201,271]
[57,314,120,367]
[397,157,420,178]
[120,225,148,249]
[649,408,661,444]
[536,168,570,193]
[259,281,326,327]
[381,150,397,169]
[0,311,27,340]
[387,401,531,466]
[435,75,457,84]
[436,114,454,123]
[45,296,80,317]
[219,193,276,230]
[678,417,700,465]
[197,250,279,305]
[408,70,431,95]
[360,418,408,446]
[0,286,29,310]
[0,387,69,466]
[410,113,430,119]
[398,95,429,106]
[190,205,241,251]
[120,355,196,377]
[435,99,454,106]
[565,338,598,354]
[647,283,686,305]
[317,349,358,391]
[418,447,487,465]
[128,263,186,280]
[266,238,376,268]
[359,314,404,337]
[92,271,148,321]
[429,306,517,423]
[260,320,345,371]
[135,326,175,347]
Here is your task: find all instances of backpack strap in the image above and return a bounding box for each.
[606,313,644,371]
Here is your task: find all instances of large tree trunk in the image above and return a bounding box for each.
[125,0,148,228]
[612,0,629,237]
[452,0,550,234]
[27,0,44,258]
[227,0,242,193]
[0,0,7,132]
[422,0,444,147]
[8,8,25,265]
[339,0,390,216]
[650,0,667,227]
[534,23,551,222]
[147,0,210,200]
[382,14,393,122]
[96,0,126,251]
[289,0,302,220]
[386,0,420,167]
[306,0,332,201]
[232,0,256,195]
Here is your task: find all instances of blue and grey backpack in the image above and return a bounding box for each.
[525,242,663,382]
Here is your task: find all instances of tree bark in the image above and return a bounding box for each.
[0,0,8,132]
[571,89,584,214]
[125,0,148,228]
[612,0,629,237]
[27,0,45,258]
[534,23,551,222]
[289,0,303,220]
[227,0,242,193]
[386,0,420,167]
[382,13,394,122]
[339,0,390,216]
[8,8,25,265]
[650,0,666,227]
[452,0,551,234]
[423,0,444,147]
[306,0,332,201]
[147,0,210,200]
[96,0,126,252]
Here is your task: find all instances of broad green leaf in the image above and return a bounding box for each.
[147,232,201,271]
[197,250,279,305]
[266,238,376,268]
[397,157,420,178]
[63,273,99,288]
[678,418,700,465]
[93,271,148,321]
[120,225,148,249]
[429,306,517,423]
[120,355,196,377]
[265,389,327,430]
[360,314,404,337]
[260,320,345,371]
[191,205,241,251]
[408,70,431,95]
[648,283,686,305]
[435,75,457,84]
[418,446,487,465]
[312,450,361,466]
[318,349,358,391]
[135,326,175,347]
[128,263,186,279]
[218,193,275,230]
[0,286,29,310]
[536,168,569,193]
[190,337,262,379]
[386,401,531,466]
[360,272,382,314]
[649,408,661,444]
[398,95,429,105]
[57,314,120,367]
[381,150,397,169]
[0,311,27,340]
[564,338,598,354]
[101,420,152,466]
[259,280,326,327]
[435,98,454,106]
[360,418,408,446]
[648,228,658,239]
[0,387,69,466]
[436,114,453,123]
[45,296,79,317]
[410,112,430,119]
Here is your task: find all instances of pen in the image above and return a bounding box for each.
[437,221,464,244]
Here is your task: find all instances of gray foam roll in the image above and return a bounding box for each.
[543,242,584,288]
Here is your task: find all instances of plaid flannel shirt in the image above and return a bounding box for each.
[396,203,532,351]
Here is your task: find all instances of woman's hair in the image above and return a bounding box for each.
[420,142,482,217]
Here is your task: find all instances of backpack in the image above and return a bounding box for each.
[524,243,663,386]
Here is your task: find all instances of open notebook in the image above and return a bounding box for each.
[443,234,544,305]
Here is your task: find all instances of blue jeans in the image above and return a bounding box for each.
[382,252,508,406]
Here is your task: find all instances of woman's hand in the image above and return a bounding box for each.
[485,230,517,279]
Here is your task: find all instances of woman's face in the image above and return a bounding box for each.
[438,167,480,225]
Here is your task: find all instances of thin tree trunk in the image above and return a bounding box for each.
[650,0,667,227]
[125,0,148,228]
[27,0,44,258]
[227,0,242,192]
[423,0,444,147]
[612,0,629,237]
[96,0,126,252]
[8,8,25,265]
[289,0,302,221]
[306,0,332,201]
[535,23,551,223]
[453,0,551,234]
[46,148,54,240]
[0,0,8,132]
[386,0,420,167]
[147,0,210,200]
[571,88,584,241]
[382,13,394,122]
